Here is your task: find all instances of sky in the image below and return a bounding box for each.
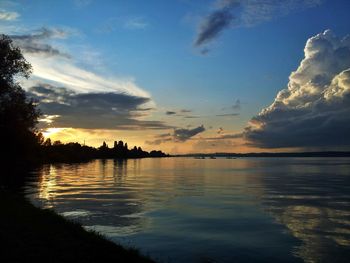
[1,0,350,153]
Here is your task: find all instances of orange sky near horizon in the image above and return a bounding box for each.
[42,127,296,154]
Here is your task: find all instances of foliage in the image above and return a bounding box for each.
[0,35,31,84]
[41,139,169,162]
[0,34,40,164]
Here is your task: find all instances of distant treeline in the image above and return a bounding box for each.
[39,137,169,163]
[179,152,350,158]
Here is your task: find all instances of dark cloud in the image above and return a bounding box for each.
[166,109,192,115]
[194,0,322,52]
[194,1,238,48]
[244,31,350,149]
[221,98,241,111]
[184,115,200,119]
[216,113,239,117]
[158,133,172,138]
[174,125,205,142]
[145,125,206,145]
[164,109,198,118]
[200,48,210,55]
[11,27,70,58]
[244,101,350,148]
[28,83,172,130]
[232,99,241,110]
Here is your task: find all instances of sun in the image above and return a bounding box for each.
[42,128,66,138]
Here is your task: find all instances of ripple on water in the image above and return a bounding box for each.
[24,157,350,263]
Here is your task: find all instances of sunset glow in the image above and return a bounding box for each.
[1,0,349,153]
[2,1,350,262]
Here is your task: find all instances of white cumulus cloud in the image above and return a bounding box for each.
[244,30,350,148]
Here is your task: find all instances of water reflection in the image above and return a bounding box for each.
[24,158,350,263]
[27,160,149,235]
[258,158,350,262]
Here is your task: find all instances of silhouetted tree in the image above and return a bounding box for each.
[43,138,52,147]
[41,138,168,162]
[98,141,109,158]
[36,132,45,146]
[0,34,40,164]
[53,140,62,146]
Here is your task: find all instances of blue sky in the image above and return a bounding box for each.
[1,0,350,153]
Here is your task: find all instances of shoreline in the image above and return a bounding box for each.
[0,190,156,263]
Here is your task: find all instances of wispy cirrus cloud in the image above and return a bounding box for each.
[73,0,93,8]
[124,17,149,30]
[9,27,150,98]
[203,132,243,140]
[0,9,19,21]
[25,55,150,97]
[97,16,149,33]
[194,0,323,52]
[11,27,70,58]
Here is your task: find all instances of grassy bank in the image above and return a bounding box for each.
[0,191,156,263]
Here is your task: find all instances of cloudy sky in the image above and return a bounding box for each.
[1,0,350,153]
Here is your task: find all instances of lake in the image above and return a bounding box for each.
[24,157,350,263]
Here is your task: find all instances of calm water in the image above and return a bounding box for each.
[24,157,350,263]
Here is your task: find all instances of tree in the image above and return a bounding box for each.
[0,34,40,163]
[53,140,62,146]
[102,141,107,148]
[0,35,31,85]
[43,138,52,147]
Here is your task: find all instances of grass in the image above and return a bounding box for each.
[0,190,156,263]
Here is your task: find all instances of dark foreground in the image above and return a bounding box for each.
[0,191,156,263]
